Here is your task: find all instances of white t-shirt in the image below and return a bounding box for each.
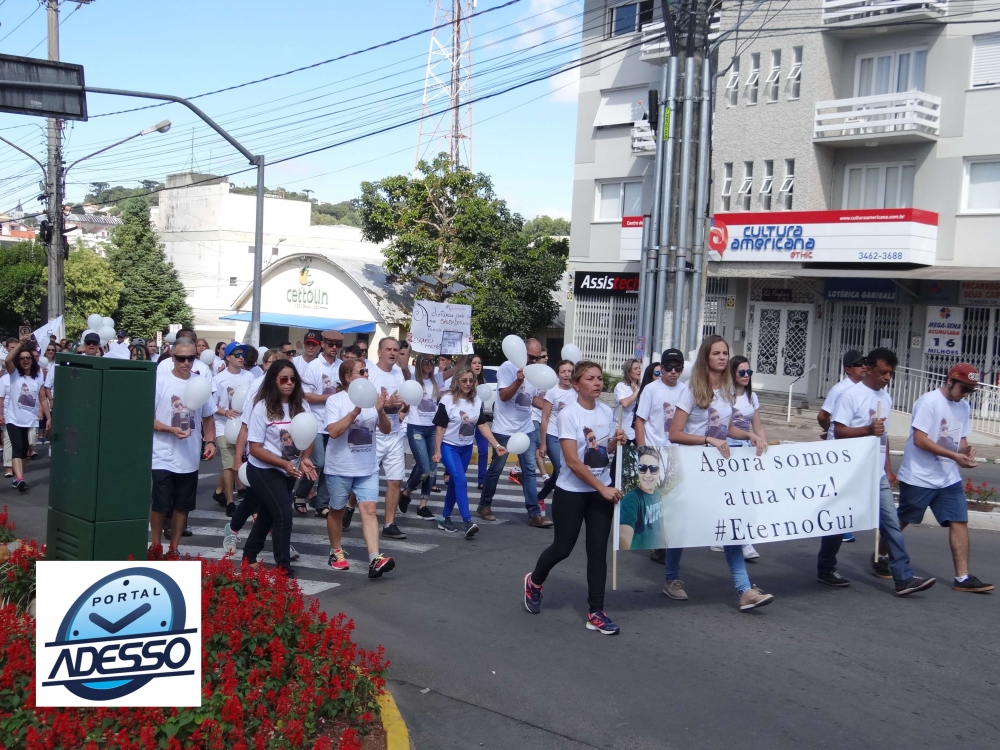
[832,381,892,477]
[246,401,301,475]
[613,382,639,441]
[44,366,54,401]
[151,370,215,474]
[898,388,970,489]
[0,372,8,422]
[556,400,614,493]
[157,356,212,380]
[820,377,857,441]
[368,363,406,436]
[493,361,537,435]
[248,365,263,379]
[240,375,266,426]
[303,356,342,432]
[324,391,378,476]
[211,368,254,437]
[635,380,689,446]
[731,390,759,434]
[212,357,226,375]
[543,387,578,437]
[409,374,445,427]
[531,390,546,425]
[676,387,733,440]
[292,354,317,381]
[7,370,44,427]
[433,393,485,447]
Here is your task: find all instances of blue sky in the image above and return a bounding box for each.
[0,0,583,221]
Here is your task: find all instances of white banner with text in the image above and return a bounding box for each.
[410,300,474,355]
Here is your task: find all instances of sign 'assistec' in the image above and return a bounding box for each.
[574,271,639,296]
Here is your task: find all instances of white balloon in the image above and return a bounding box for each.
[399,380,424,407]
[199,349,216,366]
[506,432,530,455]
[502,335,528,369]
[524,363,558,391]
[81,329,96,342]
[231,384,249,412]
[183,376,212,410]
[38,356,49,368]
[101,317,115,330]
[165,332,177,344]
[348,377,377,408]
[97,326,116,344]
[224,417,241,443]
[476,384,493,404]
[289,412,319,450]
[87,314,103,331]
[561,343,582,364]
[238,463,250,487]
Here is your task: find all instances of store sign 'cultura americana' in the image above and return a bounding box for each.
[287,265,329,308]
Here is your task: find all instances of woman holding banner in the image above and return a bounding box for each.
[667,335,774,612]
[524,361,627,635]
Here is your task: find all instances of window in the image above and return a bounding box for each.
[726,57,740,106]
[766,50,781,103]
[780,159,795,210]
[855,47,927,97]
[760,160,774,210]
[746,53,760,104]
[230,276,238,286]
[972,33,1000,88]
[597,180,643,221]
[593,86,649,128]
[738,162,753,210]
[965,159,1000,212]
[721,162,733,211]
[609,1,655,37]
[788,46,802,100]
[844,162,915,209]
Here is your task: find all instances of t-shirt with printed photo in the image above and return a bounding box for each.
[635,380,689,446]
[324,390,379,476]
[152,370,215,474]
[832,380,892,477]
[492,360,538,435]
[211,368,255,437]
[433,393,486,447]
[543,387,578,437]
[556,400,614,493]
[676,387,733,440]
[408,373,445,427]
[246,401,301,475]
[898,388,971,489]
[367,362,406,436]
[7,371,43,428]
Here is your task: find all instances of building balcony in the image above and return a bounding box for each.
[813,91,940,145]
[822,0,948,29]
[639,13,720,63]
[631,120,657,157]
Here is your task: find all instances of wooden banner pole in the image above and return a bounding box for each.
[875,401,882,560]
[613,404,623,592]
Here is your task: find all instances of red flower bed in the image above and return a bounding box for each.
[0,533,386,750]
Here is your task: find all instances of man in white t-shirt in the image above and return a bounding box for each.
[149,338,217,557]
[157,328,212,381]
[368,337,409,539]
[211,342,254,513]
[478,337,552,527]
[830,347,936,596]
[303,330,344,514]
[293,330,321,380]
[635,349,689,448]
[897,363,993,593]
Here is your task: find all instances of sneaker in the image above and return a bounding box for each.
[416,506,435,520]
[650,548,666,564]
[431,485,442,494]
[225,502,236,517]
[586,610,620,635]
[540,473,551,482]
[477,505,496,522]
[523,572,542,614]
[739,586,774,611]
[222,522,240,554]
[342,506,355,531]
[236,488,246,500]
[438,517,458,533]
[398,489,411,514]
[953,575,994,593]
[508,469,521,485]
[895,576,936,596]
[382,522,406,539]
[16,479,27,493]
[663,579,689,600]
[212,491,227,507]
[181,526,193,537]
[464,520,479,538]
[842,533,856,542]
[288,544,300,561]
[870,553,892,580]
[368,554,395,579]
[743,544,760,561]
[328,549,350,571]
[528,515,553,528]
[709,546,723,552]
[817,570,851,587]
[3,470,11,478]
[10,478,17,488]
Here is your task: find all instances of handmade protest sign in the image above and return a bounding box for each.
[613,438,880,550]
[410,301,473,355]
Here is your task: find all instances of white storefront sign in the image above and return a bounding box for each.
[708,209,937,265]
[959,281,1000,306]
[924,306,964,356]
[619,216,643,261]
[246,259,377,323]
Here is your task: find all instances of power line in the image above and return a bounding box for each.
[0,2,41,45]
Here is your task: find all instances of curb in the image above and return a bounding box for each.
[378,689,410,750]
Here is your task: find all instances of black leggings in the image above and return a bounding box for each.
[7,426,30,461]
[242,464,295,570]
[229,484,260,534]
[531,486,614,612]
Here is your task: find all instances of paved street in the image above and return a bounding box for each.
[6,450,1000,749]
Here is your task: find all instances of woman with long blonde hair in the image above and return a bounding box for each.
[401,353,444,519]
[614,358,642,443]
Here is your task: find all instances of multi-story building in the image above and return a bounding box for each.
[568,0,1000,400]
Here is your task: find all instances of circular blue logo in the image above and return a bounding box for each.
[54,567,187,701]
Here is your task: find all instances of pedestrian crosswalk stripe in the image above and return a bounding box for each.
[188,509,508,535]
[176,545,371,575]
[297,580,340,595]
[183,525,437,554]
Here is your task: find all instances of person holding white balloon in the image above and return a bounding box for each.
[157,328,213,381]
[367,337,409,540]
[210,342,255,513]
[149,338,217,557]
[399,354,445,520]
[537,360,577,505]
[302,330,344,517]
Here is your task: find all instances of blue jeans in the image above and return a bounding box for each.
[480,430,540,518]
[665,546,752,595]
[537,434,563,500]
[311,433,330,510]
[474,428,489,484]
[878,473,912,582]
[440,442,474,522]
[405,423,436,497]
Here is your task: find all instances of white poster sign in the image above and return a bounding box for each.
[35,561,202,707]
[620,216,643,261]
[410,300,474,355]
[613,439,880,550]
[33,315,64,347]
[924,306,963,356]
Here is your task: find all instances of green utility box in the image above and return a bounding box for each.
[46,353,156,560]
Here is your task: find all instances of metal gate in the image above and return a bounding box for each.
[572,293,639,372]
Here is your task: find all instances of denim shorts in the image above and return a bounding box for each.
[897,480,968,527]
[325,471,379,509]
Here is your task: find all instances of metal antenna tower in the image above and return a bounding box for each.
[414,0,474,170]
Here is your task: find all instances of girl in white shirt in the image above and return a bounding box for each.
[401,354,444,519]
[614,358,641,442]
[726,355,769,561]
[3,337,47,493]
[537,360,577,503]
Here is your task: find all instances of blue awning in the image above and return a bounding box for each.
[220,312,377,333]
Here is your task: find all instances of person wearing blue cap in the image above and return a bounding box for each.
[212,342,255,513]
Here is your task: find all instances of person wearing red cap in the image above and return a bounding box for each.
[897,363,994,593]
[293,331,322,380]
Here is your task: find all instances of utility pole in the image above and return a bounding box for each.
[45,0,63,323]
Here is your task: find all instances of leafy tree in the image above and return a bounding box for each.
[312,199,361,227]
[0,241,46,334]
[106,197,192,338]
[75,182,165,214]
[60,242,124,338]
[522,215,570,244]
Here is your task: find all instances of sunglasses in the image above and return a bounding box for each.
[323,340,343,346]
[526,355,541,363]
[662,364,683,373]
[653,370,662,377]
[357,368,369,375]
[277,375,299,385]
[737,369,753,377]
[281,349,295,355]
[848,362,866,369]
[638,464,660,474]
[18,356,33,362]
[173,354,197,363]
[231,352,245,359]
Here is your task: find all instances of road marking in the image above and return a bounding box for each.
[176,545,369,575]
[297,580,340,595]
[183,525,437,554]
[188,509,508,535]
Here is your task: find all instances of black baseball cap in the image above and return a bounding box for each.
[303,330,321,345]
[83,332,101,345]
[661,348,685,365]
[842,350,865,368]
